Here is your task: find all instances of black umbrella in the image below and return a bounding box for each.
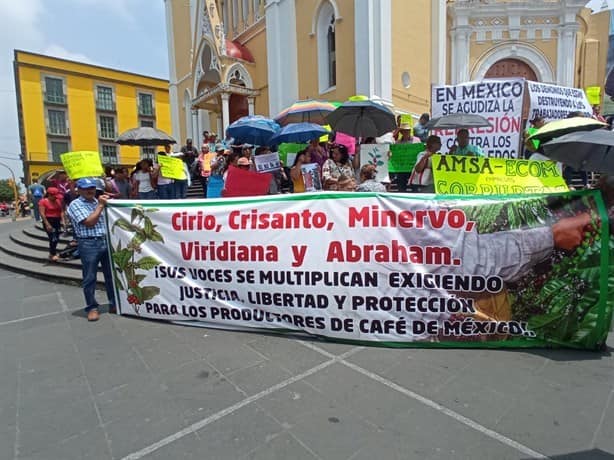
[325,100,397,137]
[541,129,614,174]
[115,127,176,146]
[425,113,492,130]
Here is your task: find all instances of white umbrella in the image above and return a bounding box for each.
[585,0,614,14]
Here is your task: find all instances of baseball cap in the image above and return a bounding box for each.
[237,157,250,166]
[76,178,97,189]
[46,187,60,195]
[215,143,225,151]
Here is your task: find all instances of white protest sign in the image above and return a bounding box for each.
[254,152,281,173]
[360,144,390,183]
[431,79,525,158]
[526,82,592,121]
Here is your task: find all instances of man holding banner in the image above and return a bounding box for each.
[67,178,115,322]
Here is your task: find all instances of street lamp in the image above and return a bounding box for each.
[0,162,20,222]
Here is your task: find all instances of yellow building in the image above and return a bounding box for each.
[164,0,610,146]
[13,50,171,184]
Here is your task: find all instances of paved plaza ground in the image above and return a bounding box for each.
[0,218,613,460]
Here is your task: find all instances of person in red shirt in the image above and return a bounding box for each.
[38,187,65,262]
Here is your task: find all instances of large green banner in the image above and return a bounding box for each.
[106,190,612,349]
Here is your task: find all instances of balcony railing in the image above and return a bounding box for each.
[138,106,155,117]
[48,126,69,136]
[96,100,116,112]
[99,130,116,140]
[44,92,66,105]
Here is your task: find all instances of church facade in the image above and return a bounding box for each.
[164,0,609,145]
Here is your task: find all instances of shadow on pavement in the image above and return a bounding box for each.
[523,448,614,459]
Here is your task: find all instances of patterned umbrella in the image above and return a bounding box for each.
[274,99,338,126]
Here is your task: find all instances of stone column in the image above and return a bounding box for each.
[221,93,230,133]
[247,97,255,116]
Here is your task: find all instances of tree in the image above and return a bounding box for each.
[0,179,16,203]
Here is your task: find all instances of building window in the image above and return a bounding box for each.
[138,93,154,116]
[96,86,115,111]
[100,144,118,164]
[317,2,336,93]
[50,141,69,162]
[99,115,116,139]
[44,77,65,104]
[48,109,68,135]
[140,119,154,128]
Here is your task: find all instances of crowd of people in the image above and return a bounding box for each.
[16,107,611,323]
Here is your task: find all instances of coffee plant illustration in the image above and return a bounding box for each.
[365,146,385,168]
[111,206,164,314]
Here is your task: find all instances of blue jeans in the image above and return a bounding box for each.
[32,197,42,221]
[157,183,175,199]
[138,190,157,200]
[174,180,188,199]
[77,238,115,312]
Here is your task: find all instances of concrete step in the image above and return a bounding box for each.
[21,227,73,247]
[0,239,104,289]
[1,234,82,269]
[0,221,105,289]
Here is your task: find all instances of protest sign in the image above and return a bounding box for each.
[223,165,272,197]
[360,144,390,182]
[157,155,186,180]
[60,151,103,179]
[431,79,525,158]
[201,153,215,174]
[400,114,413,127]
[388,143,424,173]
[278,143,307,165]
[585,86,601,106]
[107,190,612,350]
[254,152,281,173]
[527,82,592,121]
[300,163,322,191]
[432,155,568,195]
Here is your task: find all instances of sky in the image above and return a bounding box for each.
[0,0,169,181]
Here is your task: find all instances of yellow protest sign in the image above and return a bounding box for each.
[585,87,601,106]
[399,114,413,127]
[157,155,186,180]
[432,155,568,195]
[60,151,104,179]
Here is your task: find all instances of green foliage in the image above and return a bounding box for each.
[0,179,15,203]
[110,205,165,313]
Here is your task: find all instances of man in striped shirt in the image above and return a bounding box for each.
[67,178,116,322]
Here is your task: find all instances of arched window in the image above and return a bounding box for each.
[317,1,336,93]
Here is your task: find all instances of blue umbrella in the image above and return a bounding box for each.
[325,100,396,138]
[227,115,280,145]
[269,122,330,145]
